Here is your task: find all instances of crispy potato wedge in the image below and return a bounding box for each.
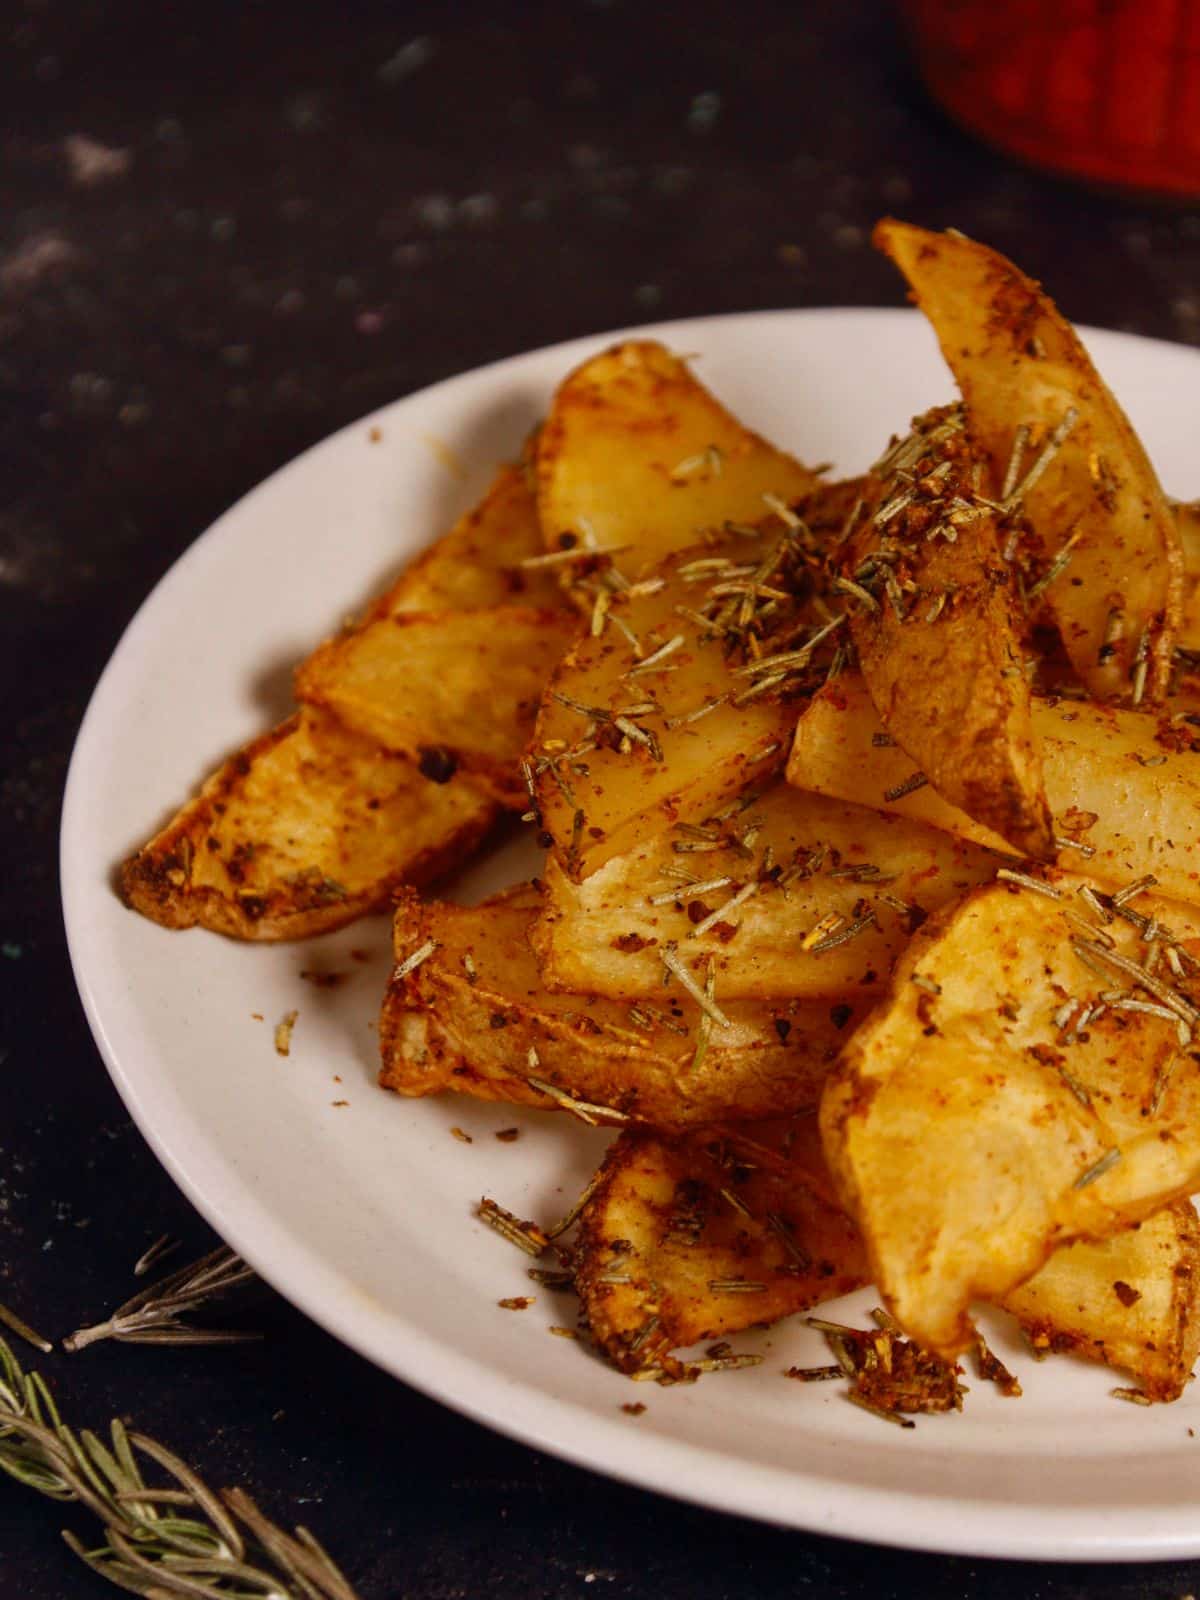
[536,340,818,577]
[532,781,998,1001]
[532,525,808,880]
[789,670,1200,910]
[119,706,497,939]
[367,460,565,617]
[380,887,865,1126]
[297,607,579,807]
[841,405,1052,858]
[875,219,1182,704]
[1002,1204,1200,1403]
[822,876,1200,1356]
[575,1120,868,1376]
[575,1119,1200,1398]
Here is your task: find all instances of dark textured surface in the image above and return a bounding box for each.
[4,2,1200,1595]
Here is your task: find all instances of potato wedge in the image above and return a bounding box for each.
[1002,1204,1200,1403]
[380,887,865,1126]
[367,459,565,617]
[532,524,812,880]
[789,670,1200,910]
[536,340,817,578]
[574,1120,868,1376]
[875,219,1182,704]
[297,606,579,807]
[840,404,1052,857]
[822,875,1200,1356]
[119,706,497,939]
[532,781,998,1001]
[575,1119,1200,1398]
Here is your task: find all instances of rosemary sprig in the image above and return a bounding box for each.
[64,1247,259,1352]
[0,1334,360,1598]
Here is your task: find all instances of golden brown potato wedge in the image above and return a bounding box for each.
[575,1120,868,1376]
[822,875,1200,1357]
[296,607,580,807]
[119,706,498,940]
[532,781,999,1001]
[536,340,818,579]
[380,887,865,1127]
[1002,1204,1200,1403]
[532,524,812,880]
[840,404,1052,858]
[366,460,565,617]
[875,219,1182,704]
[575,1119,1200,1398]
[789,670,1200,910]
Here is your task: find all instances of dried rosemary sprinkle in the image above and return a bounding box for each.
[64,1247,258,1352]
[1054,834,1096,859]
[807,911,876,955]
[647,874,734,907]
[519,544,631,568]
[1003,406,1079,508]
[661,943,731,1027]
[883,771,928,802]
[846,1391,917,1429]
[686,1352,764,1375]
[545,1172,605,1240]
[801,911,845,952]
[1077,884,1113,925]
[1111,1385,1153,1406]
[623,633,684,676]
[527,1267,574,1289]
[688,881,759,940]
[1073,1147,1122,1190]
[1070,938,1199,1023]
[1112,873,1158,907]
[995,868,1064,901]
[477,1198,550,1257]
[1001,424,1031,501]
[707,1279,767,1294]
[393,940,437,980]
[719,1186,754,1220]
[525,1064,629,1127]
[1025,530,1082,602]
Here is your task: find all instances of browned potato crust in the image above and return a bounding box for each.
[532,781,1000,1001]
[822,875,1200,1356]
[875,219,1182,705]
[367,459,564,617]
[531,525,804,880]
[297,606,580,807]
[575,1120,868,1376]
[119,706,497,940]
[789,670,1200,911]
[536,340,818,576]
[1003,1205,1200,1403]
[575,1120,1200,1398]
[841,404,1052,858]
[380,887,864,1127]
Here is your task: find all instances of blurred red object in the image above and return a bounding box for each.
[904,0,1200,196]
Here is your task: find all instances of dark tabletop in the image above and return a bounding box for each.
[4,2,1200,1595]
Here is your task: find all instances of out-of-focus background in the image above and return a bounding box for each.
[4,2,1200,1595]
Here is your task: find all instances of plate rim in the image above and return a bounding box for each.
[60,305,1200,1564]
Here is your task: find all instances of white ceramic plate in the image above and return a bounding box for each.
[62,310,1200,1562]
